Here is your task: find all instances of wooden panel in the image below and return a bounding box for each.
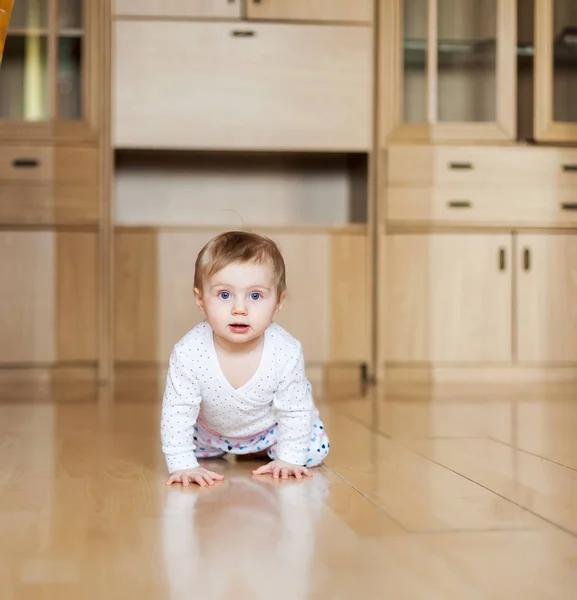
[387,145,577,186]
[386,234,512,363]
[0,232,55,363]
[517,234,577,363]
[56,233,98,361]
[114,229,370,366]
[386,187,577,228]
[112,0,242,18]
[113,21,371,151]
[246,0,373,23]
[114,232,158,362]
[329,233,370,362]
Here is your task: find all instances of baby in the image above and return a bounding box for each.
[160,231,330,487]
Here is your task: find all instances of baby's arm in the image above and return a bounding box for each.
[253,342,314,479]
[161,348,224,487]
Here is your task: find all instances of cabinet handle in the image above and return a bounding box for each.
[231,30,256,37]
[523,248,530,271]
[562,164,577,172]
[12,158,40,168]
[449,162,473,170]
[447,200,472,208]
[561,203,577,210]
[499,248,506,271]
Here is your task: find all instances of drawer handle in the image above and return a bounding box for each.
[561,203,577,210]
[562,164,577,172]
[499,248,506,271]
[12,158,40,168]
[449,162,473,170]
[231,30,256,37]
[447,200,472,208]
[523,248,530,271]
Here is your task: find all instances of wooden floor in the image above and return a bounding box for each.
[1,372,577,599]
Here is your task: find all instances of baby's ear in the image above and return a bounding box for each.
[193,287,205,313]
[274,293,286,314]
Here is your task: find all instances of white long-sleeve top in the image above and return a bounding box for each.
[160,321,314,472]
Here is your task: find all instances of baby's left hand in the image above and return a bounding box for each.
[252,459,312,480]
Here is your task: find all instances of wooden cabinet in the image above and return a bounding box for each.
[113,20,372,151]
[112,0,242,19]
[517,234,577,363]
[534,0,577,142]
[0,231,98,364]
[114,228,370,366]
[246,0,373,24]
[0,0,100,141]
[381,0,516,142]
[385,234,512,363]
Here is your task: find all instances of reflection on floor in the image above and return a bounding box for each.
[1,370,576,599]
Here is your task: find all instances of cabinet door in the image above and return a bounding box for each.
[112,0,242,19]
[382,0,516,142]
[246,0,373,24]
[517,234,577,363]
[0,231,97,364]
[386,234,512,363]
[0,0,95,136]
[113,21,371,151]
[534,0,577,142]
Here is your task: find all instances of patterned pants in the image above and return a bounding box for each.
[193,410,330,467]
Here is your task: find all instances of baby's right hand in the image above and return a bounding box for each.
[166,467,224,487]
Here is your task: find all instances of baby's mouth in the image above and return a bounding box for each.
[229,323,250,333]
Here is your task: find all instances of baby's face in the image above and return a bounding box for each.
[195,259,282,347]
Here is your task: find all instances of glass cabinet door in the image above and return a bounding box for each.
[383,0,516,142]
[535,0,577,141]
[0,0,89,131]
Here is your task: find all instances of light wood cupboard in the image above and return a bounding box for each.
[0,0,101,141]
[517,234,577,364]
[385,234,512,363]
[534,0,577,142]
[380,0,517,142]
[246,0,373,24]
[112,0,242,19]
[114,228,370,367]
[113,20,372,151]
[0,230,98,364]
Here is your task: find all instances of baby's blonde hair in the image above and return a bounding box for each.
[194,231,286,300]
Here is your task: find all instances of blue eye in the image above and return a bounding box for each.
[219,291,230,300]
[250,292,262,301]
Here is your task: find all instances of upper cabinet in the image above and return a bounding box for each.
[246,0,373,24]
[112,0,243,19]
[0,0,99,141]
[381,0,517,142]
[113,20,372,151]
[534,0,577,142]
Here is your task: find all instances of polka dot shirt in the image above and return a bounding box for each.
[160,321,314,471]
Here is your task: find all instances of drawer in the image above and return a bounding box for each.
[387,145,577,186]
[113,21,371,151]
[113,0,242,19]
[0,145,98,184]
[386,187,577,227]
[0,184,99,225]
